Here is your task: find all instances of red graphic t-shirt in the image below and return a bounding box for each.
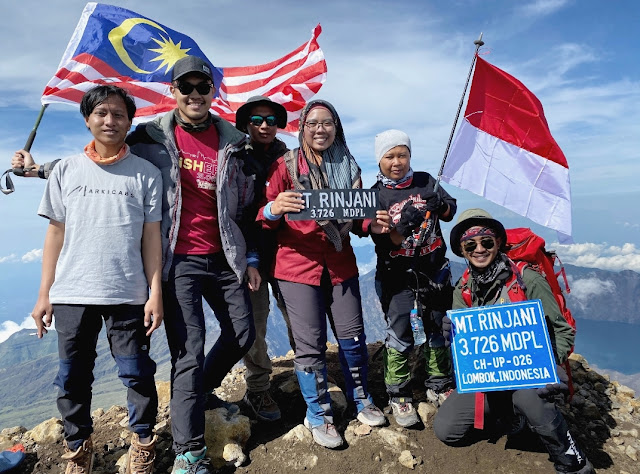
[174,124,222,254]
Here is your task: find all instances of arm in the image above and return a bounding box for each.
[142,221,163,336]
[11,150,60,179]
[32,220,65,338]
[257,158,303,228]
[523,268,574,364]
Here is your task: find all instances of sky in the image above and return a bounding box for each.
[0,0,639,339]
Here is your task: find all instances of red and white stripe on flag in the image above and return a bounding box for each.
[42,21,326,133]
[442,56,572,240]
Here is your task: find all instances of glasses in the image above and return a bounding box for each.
[175,81,213,95]
[462,237,497,253]
[249,115,277,127]
[304,120,335,131]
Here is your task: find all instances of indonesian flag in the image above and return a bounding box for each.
[442,55,572,241]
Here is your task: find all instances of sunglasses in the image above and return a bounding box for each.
[249,115,278,127]
[175,81,213,95]
[462,236,497,253]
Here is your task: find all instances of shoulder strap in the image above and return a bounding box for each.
[460,269,472,306]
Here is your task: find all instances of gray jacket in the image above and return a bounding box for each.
[128,112,253,282]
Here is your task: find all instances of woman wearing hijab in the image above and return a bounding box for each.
[257,100,388,448]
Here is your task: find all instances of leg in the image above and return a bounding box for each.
[202,254,255,394]
[53,304,102,450]
[513,390,593,473]
[433,390,480,444]
[103,304,157,439]
[329,275,385,426]
[163,255,207,455]
[271,278,296,352]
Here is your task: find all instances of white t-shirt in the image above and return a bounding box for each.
[38,149,162,305]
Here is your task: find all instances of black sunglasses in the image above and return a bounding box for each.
[176,81,213,95]
[462,236,497,253]
[249,115,277,127]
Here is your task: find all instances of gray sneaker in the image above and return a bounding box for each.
[426,388,453,408]
[356,404,387,426]
[390,397,420,427]
[303,417,344,449]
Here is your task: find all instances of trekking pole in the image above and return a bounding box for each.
[415,32,484,246]
[1,104,49,195]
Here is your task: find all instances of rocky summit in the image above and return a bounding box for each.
[1,343,639,474]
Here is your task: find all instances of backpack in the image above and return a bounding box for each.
[458,228,576,429]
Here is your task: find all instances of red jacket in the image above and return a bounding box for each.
[257,156,369,286]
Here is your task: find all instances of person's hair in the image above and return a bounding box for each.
[80,85,136,120]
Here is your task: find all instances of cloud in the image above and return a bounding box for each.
[21,248,42,263]
[568,277,616,308]
[553,242,640,272]
[0,315,38,344]
[0,254,18,264]
[516,0,571,17]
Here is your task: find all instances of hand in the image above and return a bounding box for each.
[395,201,424,237]
[31,295,53,338]
[536,364,569,400]
[423,192,447,215]
[143,292,163,337]
[271,191,305,216]
[12,149,36,169]
[247,266,261,291]
[370,210,391,234]
[442,314,452,348]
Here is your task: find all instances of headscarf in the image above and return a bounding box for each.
[283,99,362,251]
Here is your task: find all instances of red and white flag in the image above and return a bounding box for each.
[442,55,572,240]
[41,3,326,133]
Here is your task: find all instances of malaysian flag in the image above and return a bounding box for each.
[42,2,326,132]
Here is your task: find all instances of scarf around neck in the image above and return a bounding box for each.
[84,141,128,165]
[173,109,213,133]
[376,168,414,189]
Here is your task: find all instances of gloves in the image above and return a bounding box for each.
[442,314,452,348]
[423,191,448,215]
[395,201,424,237]
[536,364,569,400]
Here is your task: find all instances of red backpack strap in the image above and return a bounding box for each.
[460,269,473,307]
[474,392,485,429]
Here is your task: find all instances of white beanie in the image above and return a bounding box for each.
[374,129,411,164]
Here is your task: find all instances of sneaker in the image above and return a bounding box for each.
[244,389,281,422]
[303,417,344,449]
[205,392,240,414]
[127,433,156,474]
[426,388,453,407]
[172,448,212,474]
[62,437,94,474]
[356,404,386,427]
[390,397,420,427]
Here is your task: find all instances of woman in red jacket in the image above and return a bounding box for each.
[257,100,388,448]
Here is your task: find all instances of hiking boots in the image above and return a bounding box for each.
[244,389,281,422]
[356,404,387,426]
[205,392,240,414]
[426,388,453,407]
[303,417,344,449]
[126,433,156,474]
[390,398,420,427]
[557,459,594,474]
[62,437,94,474]
[171,447,212,474]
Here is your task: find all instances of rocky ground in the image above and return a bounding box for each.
[1,343,639,473]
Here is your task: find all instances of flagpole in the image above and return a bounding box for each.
[1,104,49,195]
[414,32,484,244]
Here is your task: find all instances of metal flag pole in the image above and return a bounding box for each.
[414,32,485,245]
[1,104,49,195]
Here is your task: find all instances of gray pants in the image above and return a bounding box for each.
[243,268,294,392]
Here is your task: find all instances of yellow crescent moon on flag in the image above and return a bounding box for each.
[108,18,167,74]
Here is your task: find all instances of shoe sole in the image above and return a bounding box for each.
[303,418,343,449]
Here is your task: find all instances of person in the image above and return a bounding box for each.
[14,56,259,474]
[370,129,457,427]
[31,85,163,474]
[233,96,294,422]
[257,99,388,449]
[433,208,594,474]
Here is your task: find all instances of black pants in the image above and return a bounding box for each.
[54,304,157,450]
[164,253,255,454]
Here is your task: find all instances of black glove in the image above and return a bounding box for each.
[395,201,424,237]
[442,314,452,348]
[536,364,569,400]
[423,191,448,215]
